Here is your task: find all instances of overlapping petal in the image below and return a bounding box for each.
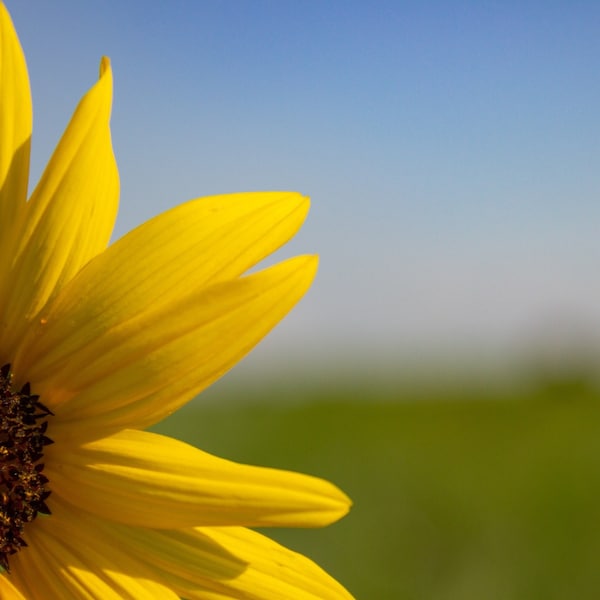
[18,252,316,433]
[14,190,308,379]
[10,499,180,600]
[0,57,118,361]
[124,525,354,600]
[45,429,350,530]
[31,190,306,332]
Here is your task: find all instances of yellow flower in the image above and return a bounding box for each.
[0,4,352,599]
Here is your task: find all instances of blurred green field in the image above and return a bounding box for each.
[152,381,600,600]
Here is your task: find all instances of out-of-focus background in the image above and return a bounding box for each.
[9,2,600,598]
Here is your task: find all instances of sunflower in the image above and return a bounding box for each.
[0,4,352,599]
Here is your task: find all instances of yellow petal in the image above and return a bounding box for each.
[0,2,31,241]
[10,499,179,600]
[0,2,32,364]
[0,575,26,600]
[23,254,317,431]
[0,57,118,359]
[122,525,355,600]
[46,429,351,530]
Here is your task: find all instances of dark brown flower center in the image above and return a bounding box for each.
[0,364,53,572]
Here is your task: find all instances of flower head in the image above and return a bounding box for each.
[0,4,352,599]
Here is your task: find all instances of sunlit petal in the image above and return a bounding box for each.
[15,191,307,378]
[0,2,31,245]
[46,429,350,529]
[1,58,118,361]
[25,255,317,431]
[124,525,355,600]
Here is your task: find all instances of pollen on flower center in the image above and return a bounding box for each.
[0,364,53,571]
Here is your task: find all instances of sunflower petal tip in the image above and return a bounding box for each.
[298,474,353,527]
[99,56,111,77]
[301,254,319,280]
[331,485,353,520]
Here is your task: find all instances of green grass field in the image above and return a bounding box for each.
[152,380,600,600]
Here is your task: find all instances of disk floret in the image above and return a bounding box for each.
[0,364,53,571]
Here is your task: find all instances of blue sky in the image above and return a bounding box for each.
[6,1,600,377]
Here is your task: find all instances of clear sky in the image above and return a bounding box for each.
[6,1,600,378]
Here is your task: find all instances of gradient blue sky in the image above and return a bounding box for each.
[6,1,600,377]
